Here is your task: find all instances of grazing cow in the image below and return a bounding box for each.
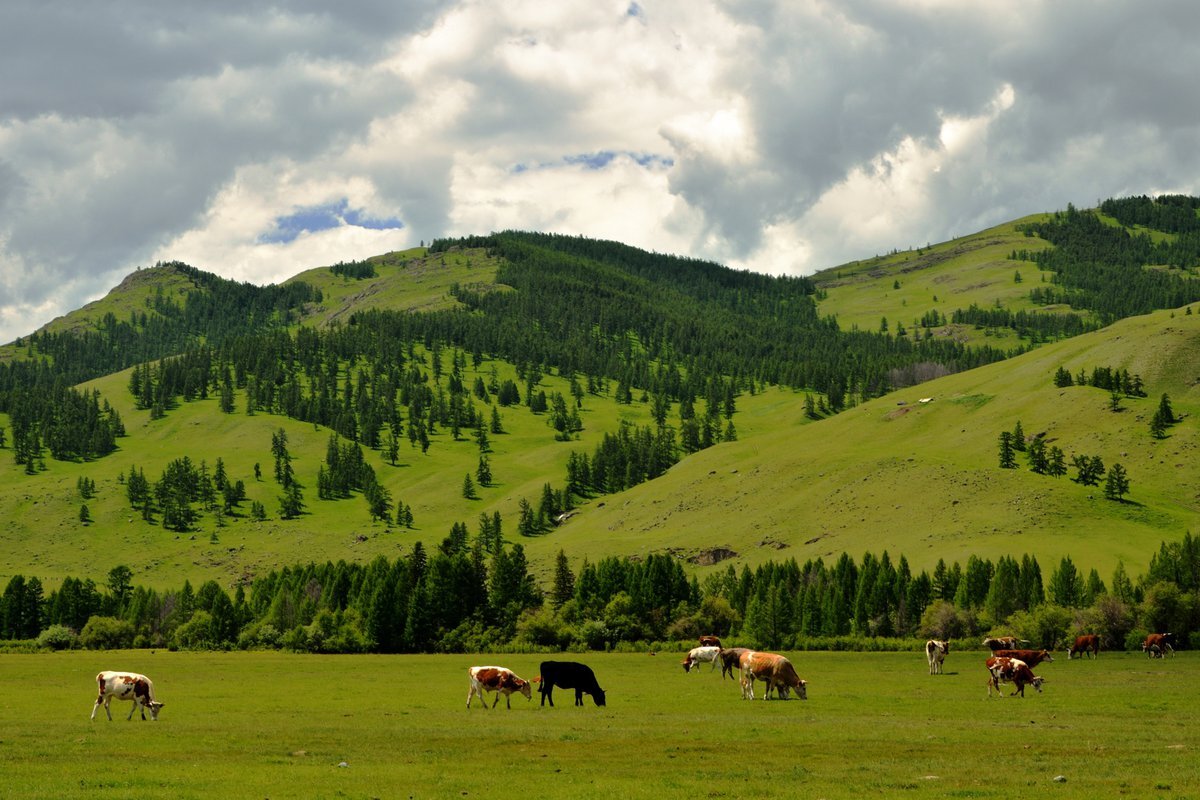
[698,635,722,649]
[681,645,722,673]
[466,666,532,709]
[1067,634,1101,659]
[993,648,1054,667]
[925,639,950,675]
[1143,632,1176,658]
[738,651,807,701]
[719,647,752,680]
[536,661,606,707]
[985,656,1045,698]
[982,636,1027,651]
[90,671,164,721]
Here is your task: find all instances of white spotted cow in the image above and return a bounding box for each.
[91,671,164,721]
[466,666,533,709]
[925,639,949,675]
[985,656,1045,698]
[681,645,722,673]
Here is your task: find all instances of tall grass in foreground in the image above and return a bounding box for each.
[0,650,1195,799]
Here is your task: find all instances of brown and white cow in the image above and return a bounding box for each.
[1143,633,1176,658]
[985,656,1045,698]
[91,671,164,721]
[681,645,722,673]
[739,651,807,701]
[718,647,752,680]
[466,666,532,709]
[698,635,722,649]
[925,640,949,675]
[982,636,1027,651]
[1067,634,1100,659]
[992,648,1054,667]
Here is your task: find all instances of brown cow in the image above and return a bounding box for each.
[718,647,751,680]
[1143,633,1176,658]
[466,666,532,709]
[993,648,1054,667]
[698,635,722,649]
[1067,634,1100,659]
[985,657,1045,698]
[739,651,807,701]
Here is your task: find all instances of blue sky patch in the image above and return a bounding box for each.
[259,199,403,244]
[627,2,643,18]
[511,151,673,174]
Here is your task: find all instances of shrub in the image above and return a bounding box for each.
[36,625,79,651]
[80,617,135,650]
[172,611,214,650]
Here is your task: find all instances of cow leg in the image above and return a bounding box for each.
[492,693,501,709]
[127,701,137,721]
[90,695,105,721]
[575,689,583,706]
[467,687,476,708]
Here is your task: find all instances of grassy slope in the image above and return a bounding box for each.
[548,304,1200,580]
[811,215,1078,349]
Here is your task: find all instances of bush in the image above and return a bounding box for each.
[36,625,79,650]
[80,617,136,650]
[172,611,214,650]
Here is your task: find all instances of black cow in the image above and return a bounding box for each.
[536,661,606,707]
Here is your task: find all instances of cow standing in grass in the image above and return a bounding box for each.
[1143,633,1176,658]
[719,647,752,680]
[992,648,1054,667]
[1067,634,1100,659]
[739,651,807,701]
[536,661,606,707]
[466,666,532,709]
[91,671,164,721]
[681,646,722,673]
[985,657,1045,698]
[925,640,949,675]
[982,636,1027,652]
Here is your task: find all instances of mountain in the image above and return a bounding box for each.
[2,199,1200,591]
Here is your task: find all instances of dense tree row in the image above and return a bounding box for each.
[951,304,1098,342]
[1100,195,1200,235]
[3,383,124,469]
[5,532,1198,654]
[1019,203,1200,322]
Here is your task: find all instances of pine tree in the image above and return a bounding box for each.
[1104,463,1130,501]
[462,473,476,500]
[998,431,1017,469]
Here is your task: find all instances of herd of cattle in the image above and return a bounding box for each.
[90,631,1179,721]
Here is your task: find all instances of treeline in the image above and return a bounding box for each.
[1019,202,1200,322]
[951,304,1098,342]
[5,533,1198,654]
[1,382,125,469]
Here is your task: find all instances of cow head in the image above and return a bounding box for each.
[592,688,607,707]
[516,679,532,701]
[795,679,808,701]
[147,701,165,720]
[681,657,694,673]
[1029,676,1045,693]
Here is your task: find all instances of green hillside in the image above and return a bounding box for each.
[3,201,1200,599]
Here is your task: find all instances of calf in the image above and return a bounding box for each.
[1143,632,1176,658]
[1067,634,1100,659]
[466,666,532,709]
[536,661,606,707]
[719,647,752,680]
[985,656,1045,698]
[925,639,949,675]
[698,635,722,649]
[739,651,807,701]
[90,671,164,721]
[982,636,1027,651]
[681,645,722,673]
[992,648,1054,667]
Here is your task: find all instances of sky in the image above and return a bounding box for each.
[2,0,1199,344]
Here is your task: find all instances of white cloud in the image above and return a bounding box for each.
[3,0,1200,344]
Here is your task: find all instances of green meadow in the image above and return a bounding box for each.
[2,651,1195,799]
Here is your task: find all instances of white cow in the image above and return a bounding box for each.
[925,639,949,675]
[681,645,722,673]
[91,671,164,721]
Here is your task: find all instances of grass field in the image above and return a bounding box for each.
[2,651,1195,799]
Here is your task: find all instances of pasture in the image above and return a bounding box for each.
[2,650,1197,798]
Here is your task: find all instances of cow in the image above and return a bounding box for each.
[925,639,949,675]
[681,645,722,673]
[1067,634,1101,659]
[466,666,532,709]
[1143,632,1176,658]
[535,661,606,707]
[698,635,722,649]
[985,656,1045,698]
[993,648,1054,667]
[982,636,1028,651]
[718,647,752,680]
[90,671,164,721]
[738,651,807,701]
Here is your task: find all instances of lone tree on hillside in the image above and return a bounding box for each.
[1104,463,1130,501]
[998,431,1017,469]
